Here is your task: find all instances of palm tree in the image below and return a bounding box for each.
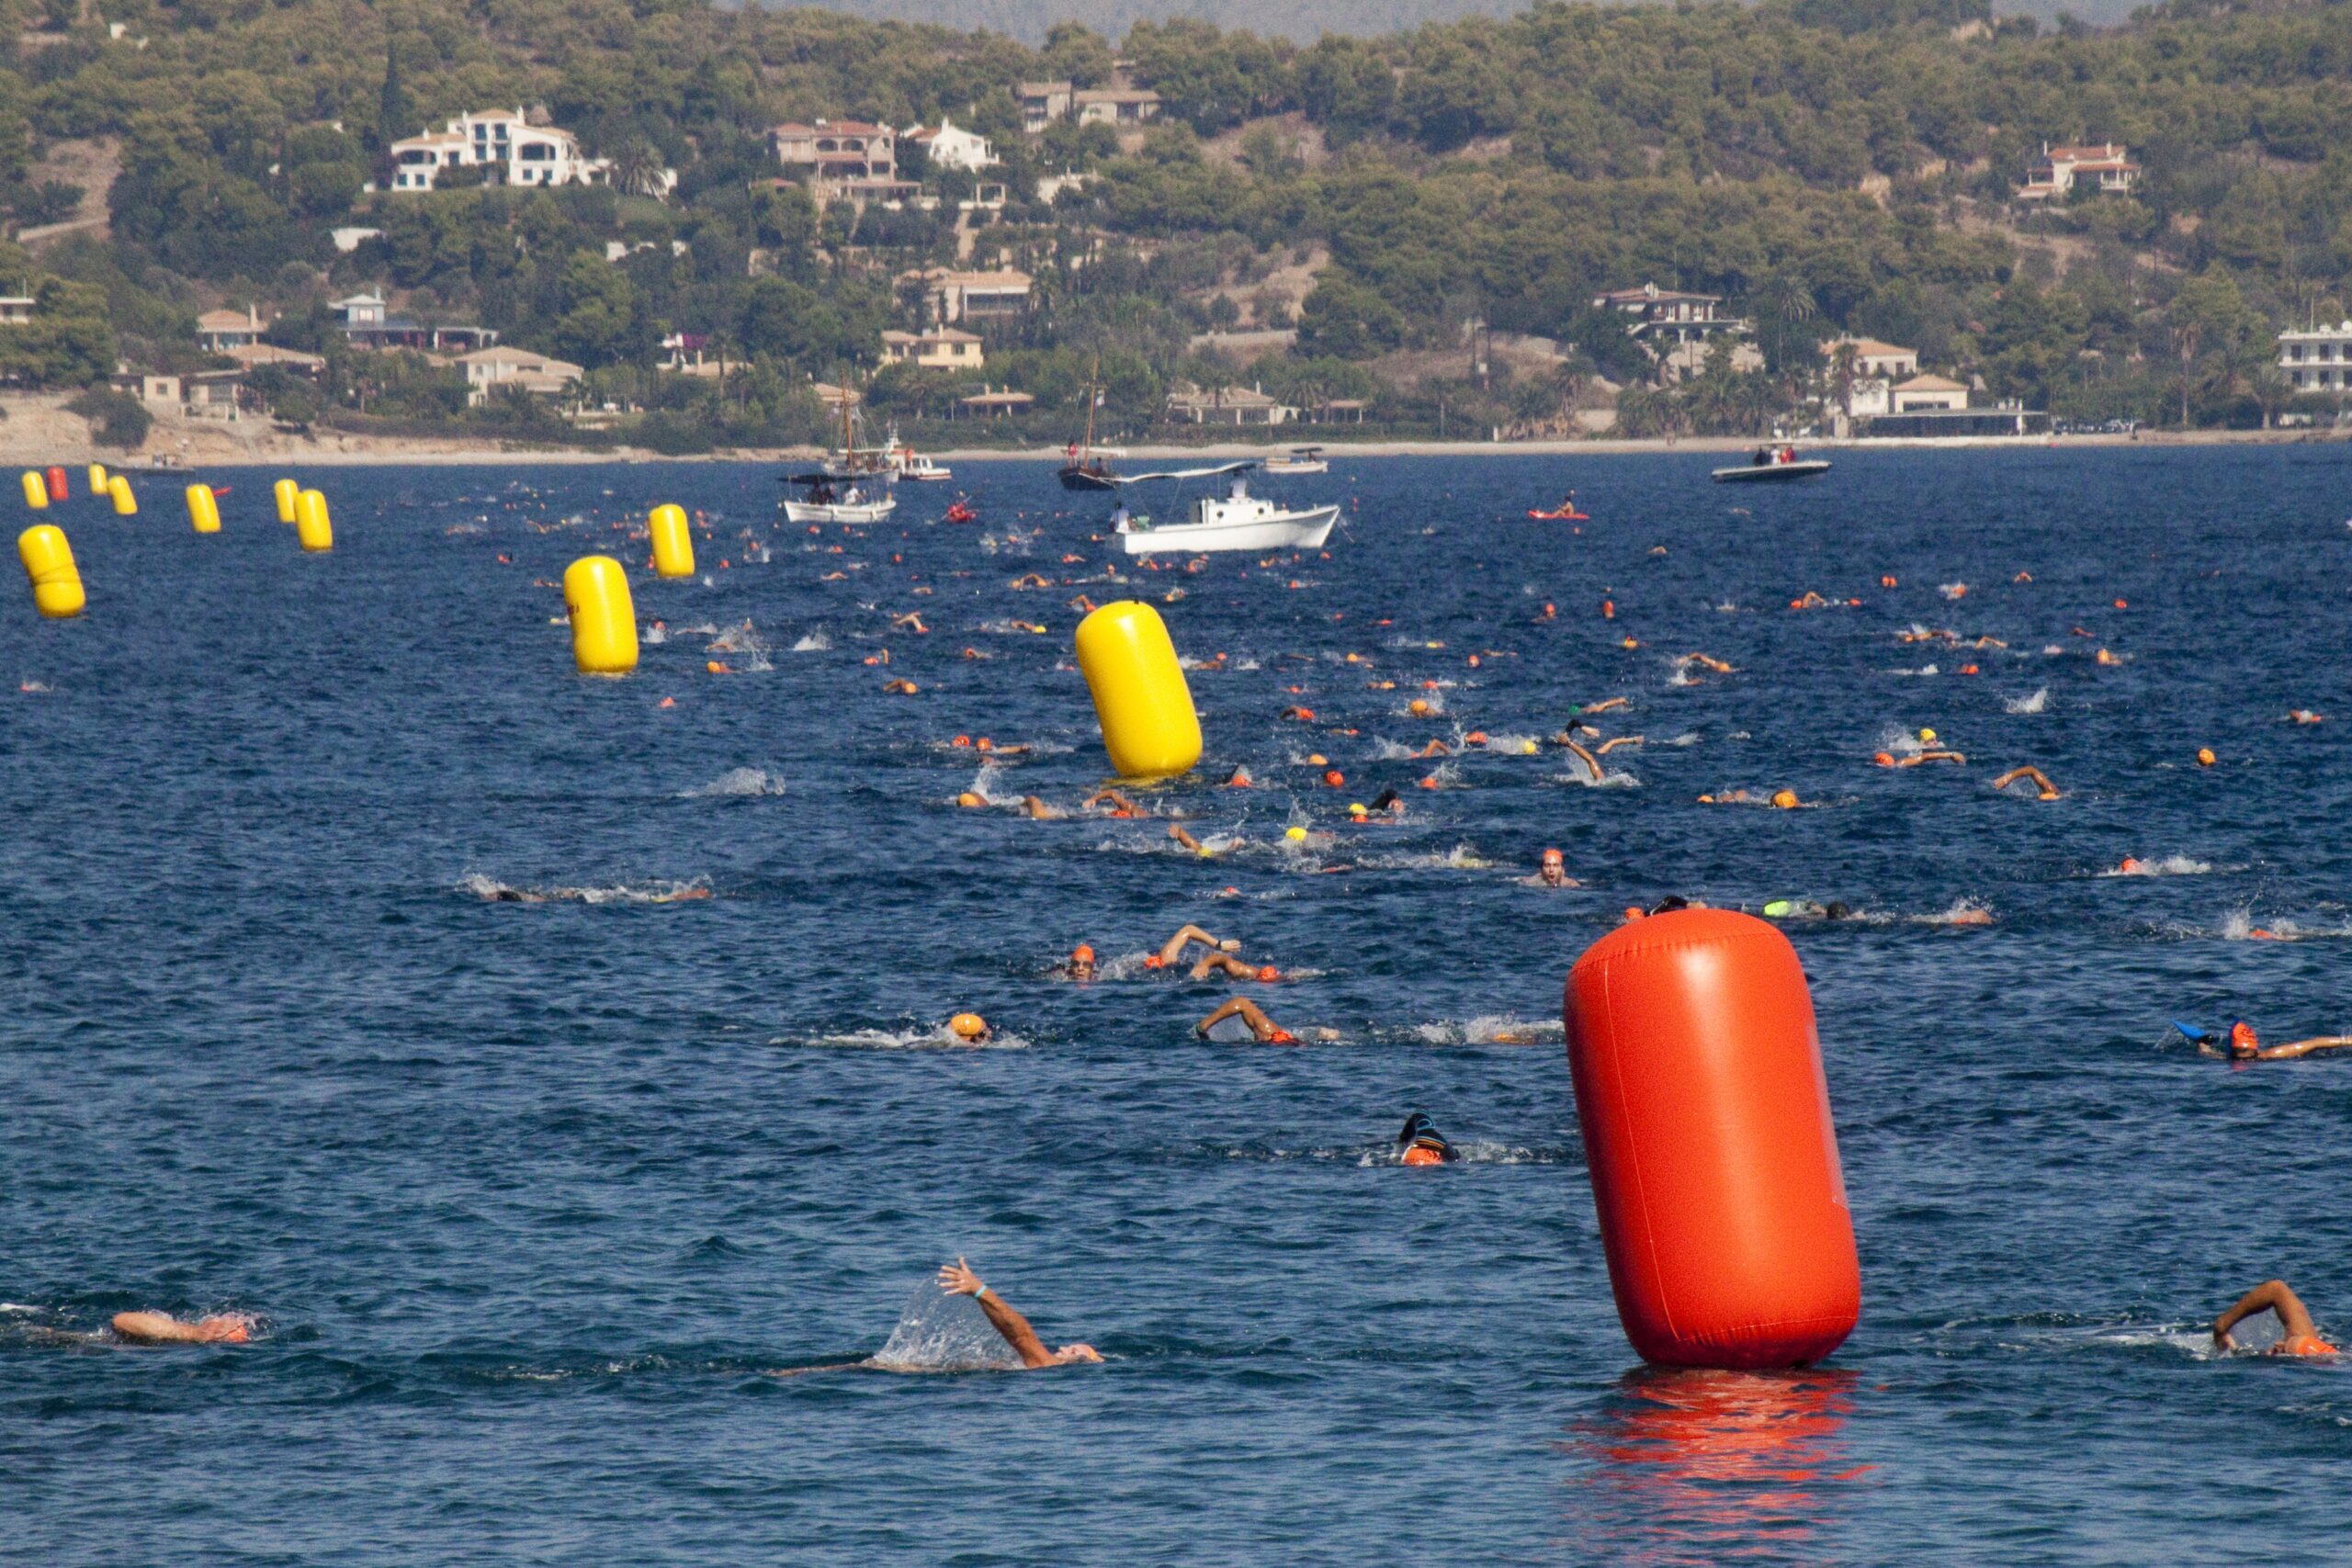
[1828,340,1859,420]
[2170,320,2200,428]
[608,141,669,201]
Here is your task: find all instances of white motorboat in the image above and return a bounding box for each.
[781,471,899,524]
[1110,465,1339,555]
[1712,446,1832,483]
[1261,445,1329,475]
[893,448,953,481]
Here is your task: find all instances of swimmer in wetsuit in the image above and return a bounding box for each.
[1396,1112,1458,1166]
[2188,1021,2352,1062]
[2213,1280,2337,1357]
[111,1311,249,1345]
[936,1258,1102,1367]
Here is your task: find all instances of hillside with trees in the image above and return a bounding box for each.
[1,0,2347,451]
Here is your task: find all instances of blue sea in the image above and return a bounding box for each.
[4,446,2349,1564]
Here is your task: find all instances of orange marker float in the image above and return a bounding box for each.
[1564,908,1860,1368]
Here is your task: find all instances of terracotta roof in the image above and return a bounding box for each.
[773,119,891,138]
[1895,374,1967,392]
[1825,337,1915,358]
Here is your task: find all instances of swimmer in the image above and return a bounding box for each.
[947,1012,991,1043]
[1697,789,1757,805]
[1876,750,1967,767]
[1534,848,1578,888]
[1762,898,1853,920]
[1369,787,1405,818]
[2289,709,2325,725]
[1561,739,1604,784]
[1066,943,1096,981]
[936,1258,1102,1367]
[1194,996,1330,1044]
[1081,787,1141,818]
[1577,697,1631,716]
[2213,1280,2337,1357]
[1190,953,1283,983]
[1147,924,1239,970]
[2185,1021,2352,1062]
[1991,765,2062,801]
[889,612,928,633]
[1020,795,1065,819]
[1413,739,1452,758]
[1167,824,1234,857]
[1396,1111,1458,1166]
[111,1311,249,1345]
[1596,736,1644,754]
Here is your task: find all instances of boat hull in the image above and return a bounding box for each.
[1712,460,1833,484]
[1118,503,1339,555]
[1059,467,1119,491]
[1262,459,1329,475]
[784,497,899,524]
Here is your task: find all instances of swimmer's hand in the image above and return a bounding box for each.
[938,1258,985,1297]
[2212,1323,2236,1352]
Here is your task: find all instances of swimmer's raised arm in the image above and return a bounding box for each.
[1991,765,2061,800]
[1169,825,1204,852]
[1021,795,1064,819]
[2215,1279,2323,1352]
[938,1258,1100,1368]
[2260,1035,2352,1060]
[1195,996,1294,1043]
[1564,739,1604,784]
[1158,924,1234,964]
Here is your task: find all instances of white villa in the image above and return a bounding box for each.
[2017,141,2140,202]
[456,345,583,406]
[1821,336,1920,417]
[390,109,614,193]
[2278,321,2352,394]
[903,117,998,173]
[904,267,1035,325]
[881,328,985,371]
[771,119,896,181]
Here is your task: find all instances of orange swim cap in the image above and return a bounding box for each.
[1401,1145,1445,1167]
[1770,789,1800,809]
[951,735,970,747]
[1266,1028,1298,1044]
[2230,1021,2259,1055]
[1072,943,1095,964]
[1541,848,1564,866]
[2196,747,2216,766]
[1464,731,1488,745]
[2118,857,2140,873]
[1623,907,1645,922]
[2282,1334,2337,1357]
[1409,698,1430,716]
[1323,770,1344,788]
[976,738,993,751]
[956,792,985,808]
[1256,965,1280,983]
[1144,954,1164,969]
[948,1013,987,1041]
[1874,751,1895,766]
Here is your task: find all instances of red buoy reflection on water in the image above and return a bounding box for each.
[1558,1367,1871,1562]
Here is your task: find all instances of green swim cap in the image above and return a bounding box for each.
[1762,899,1792,918]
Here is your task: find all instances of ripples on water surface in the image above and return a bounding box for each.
[5,447,2351,1563]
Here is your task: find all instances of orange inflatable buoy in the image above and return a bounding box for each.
[1563,908,1860,1369]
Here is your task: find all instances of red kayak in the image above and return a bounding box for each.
[1526,507,1589,521]
[944,502,976,524]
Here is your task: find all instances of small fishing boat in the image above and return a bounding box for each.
[780,472,897,524]
[1262,445,1329,475]
[1713,446,1832,484]
[1110,464,1339,556]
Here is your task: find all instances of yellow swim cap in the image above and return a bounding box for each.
[2196,747,2215,767]
[948,1012,987,1040]
[1770,789,1800,809]
[956,792,985,807]
[1917,728,1937,744]
[1408,699,1430,716]
[1285,826,1307,841]
[1349,802,1368,815]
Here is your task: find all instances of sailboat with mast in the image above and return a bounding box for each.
[1057,356,1120,491]
[779,373,899,524]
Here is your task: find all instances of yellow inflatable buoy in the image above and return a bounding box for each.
[295,489,332,551]
[564,555,638,674]
[18,523,84,617]
[107,475,136,516]
[272,478,299,524]
[649,502,694,578]
[19,469,47,509]
[186,483,220,535]
[86,462,107,497]
[1074,600,1201,779]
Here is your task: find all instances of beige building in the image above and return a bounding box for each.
[1822,337,1920,417]
[0,295,35,326]
[905,267,1035,325]
[1891,374,1968,412]
[1017,83,1074,135]
[1073,88,1161,128]
[771,120,895,181]
[881,328,985,371]
[457,345,582,406]
[198,307,267,352]
[1167,384,1295,426]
